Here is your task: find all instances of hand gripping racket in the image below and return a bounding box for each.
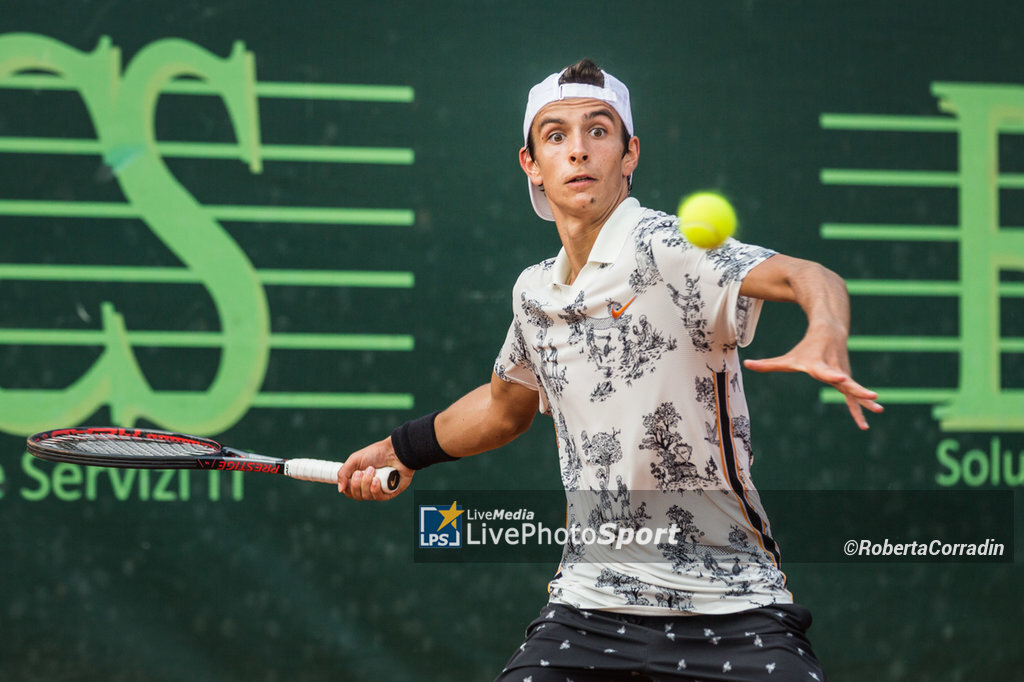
[26,427,400,493]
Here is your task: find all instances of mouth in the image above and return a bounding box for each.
[566,174,596,186]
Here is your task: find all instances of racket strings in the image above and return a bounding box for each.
[39,432,217,458]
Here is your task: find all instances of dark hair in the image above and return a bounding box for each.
[558,58,606,88]
[525,58,633,159]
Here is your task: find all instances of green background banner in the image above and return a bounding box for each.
[2,1,1023,680]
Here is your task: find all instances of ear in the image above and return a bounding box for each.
[519,146,544,187]
[621,136,639,178]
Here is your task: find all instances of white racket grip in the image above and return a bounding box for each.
[284,459,400,492]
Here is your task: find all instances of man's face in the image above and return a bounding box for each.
[520,98,638,221]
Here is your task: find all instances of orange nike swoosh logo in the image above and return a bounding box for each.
[611,295,637,319]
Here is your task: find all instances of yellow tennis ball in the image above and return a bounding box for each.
[677,192,737,249]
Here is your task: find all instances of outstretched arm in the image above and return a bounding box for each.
[740,254,883,430]
[337,372,538,500]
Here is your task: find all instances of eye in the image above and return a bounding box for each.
[547,131,565,143]
[590,127,607,138]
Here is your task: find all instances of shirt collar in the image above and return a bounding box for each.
[551,197,643,287]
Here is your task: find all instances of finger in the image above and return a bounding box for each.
[354,466,385,501]
[808,363,852,385]
[367,466,399,501]
[337,456,362,496]
[843,391,884,428]
[743,356,801,373]
[853,393,885,415]
[361,465,381,500]
[351,465,371,501]
[830,374,882,404]
[347,468,366,500]
[846,394,870,431]
[360,465,390,501]
[844,388,885,428]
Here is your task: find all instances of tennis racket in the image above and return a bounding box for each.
[26,426,400,492]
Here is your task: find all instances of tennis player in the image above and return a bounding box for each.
[339,59,882,681]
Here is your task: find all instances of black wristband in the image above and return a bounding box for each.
[390,411,457,470]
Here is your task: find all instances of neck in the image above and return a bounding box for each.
[552,194,628,285]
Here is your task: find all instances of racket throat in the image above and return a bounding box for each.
[202,448,285,474]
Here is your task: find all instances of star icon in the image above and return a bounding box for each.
[436,501,465,531]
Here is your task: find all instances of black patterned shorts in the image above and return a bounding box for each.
[495,602,826,682]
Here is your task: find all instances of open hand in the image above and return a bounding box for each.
[743,325,883,430]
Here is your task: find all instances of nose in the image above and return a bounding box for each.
[569,136,589,164]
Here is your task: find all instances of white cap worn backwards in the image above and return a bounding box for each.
[523,66,634,221]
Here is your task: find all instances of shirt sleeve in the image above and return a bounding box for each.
[702,238,776,348]
[493,316,538,390]
[493,316,551,415]
[651,225,776,350]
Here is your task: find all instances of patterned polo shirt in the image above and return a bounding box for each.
[494,197,793,615]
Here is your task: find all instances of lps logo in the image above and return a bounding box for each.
[419,501,465,548]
